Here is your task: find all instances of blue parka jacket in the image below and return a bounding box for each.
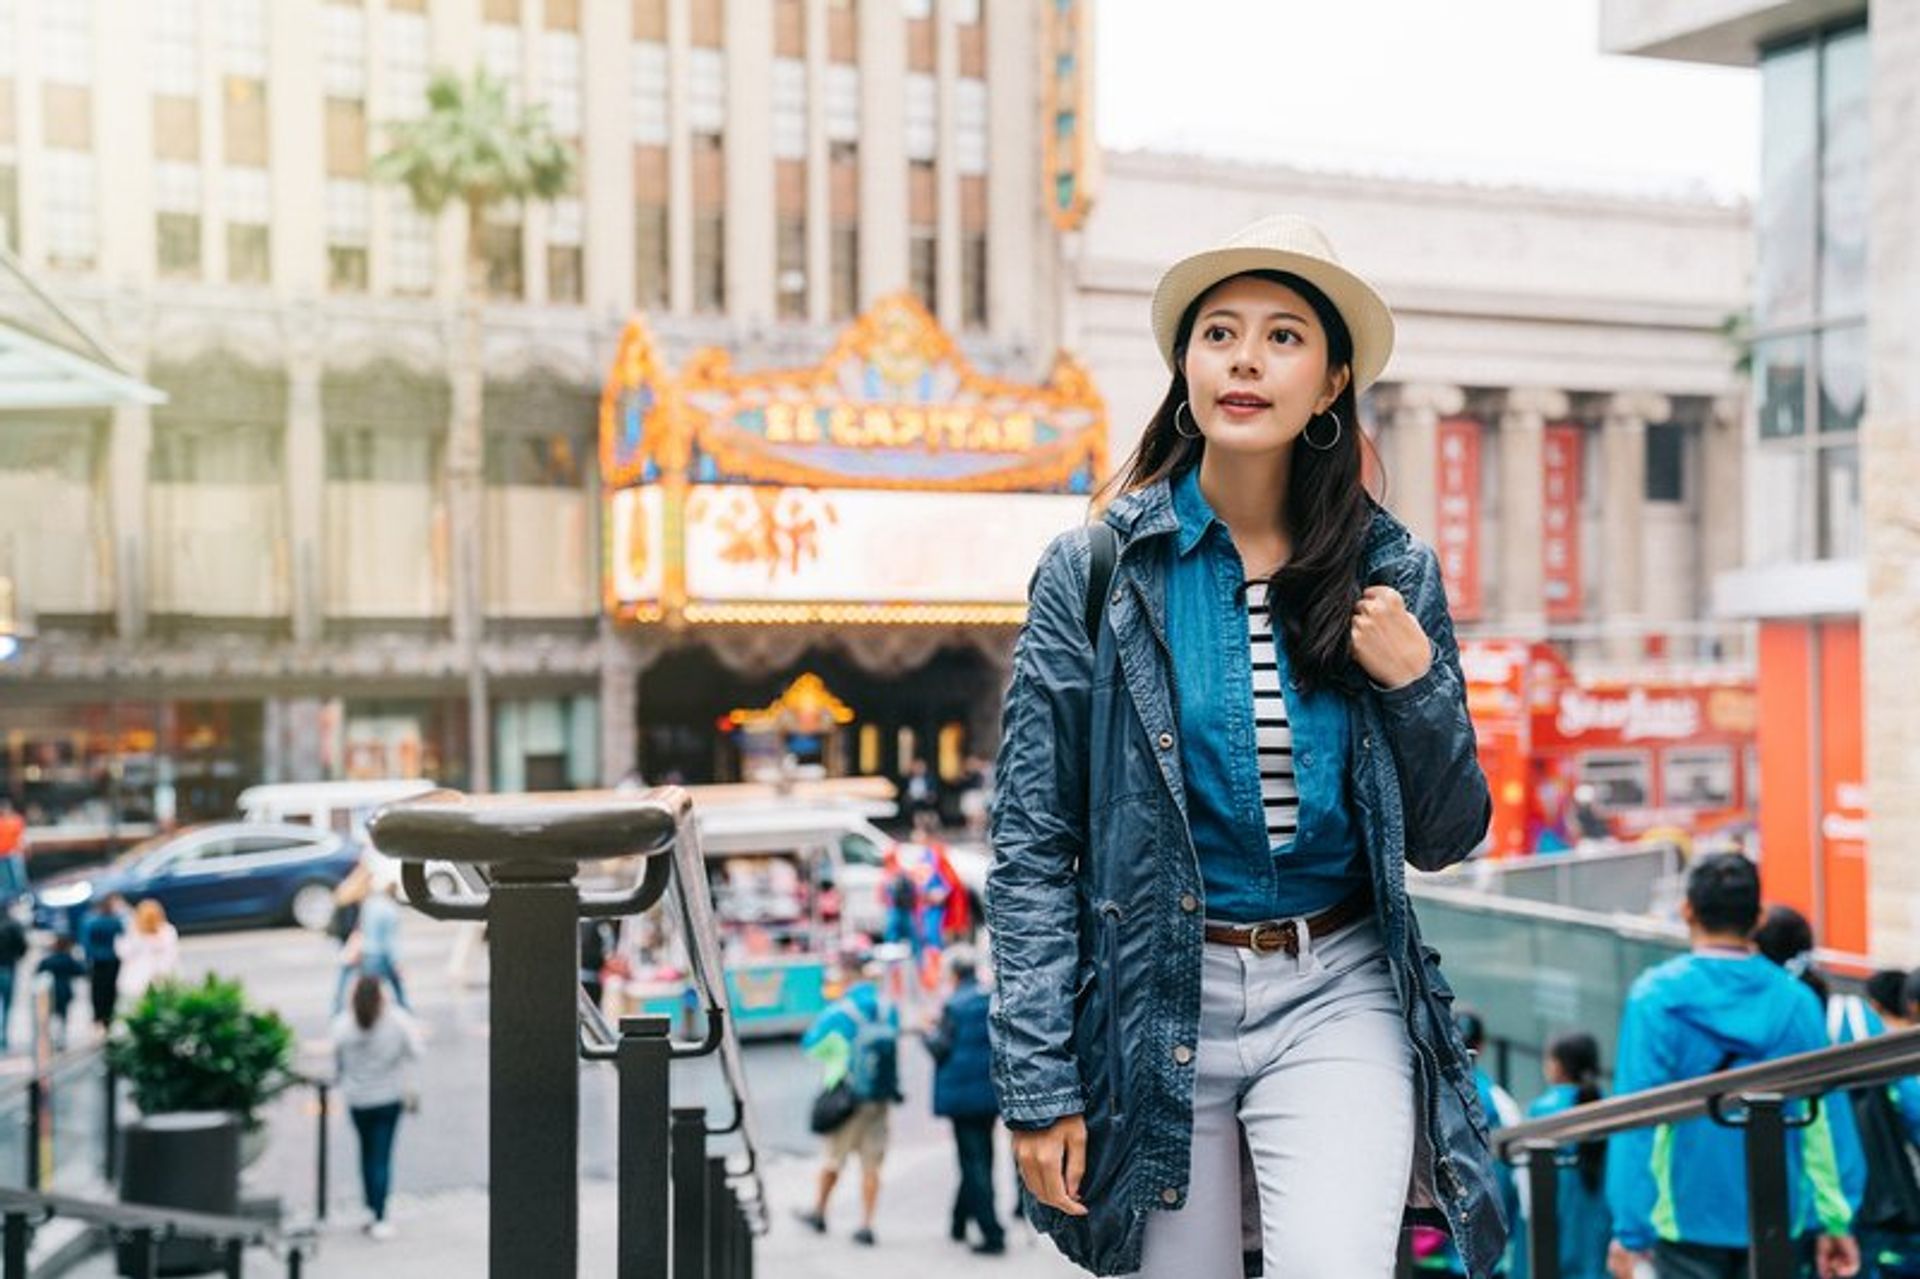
[985,478,1508,1277]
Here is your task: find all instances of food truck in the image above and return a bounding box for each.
[1462,641,1758,859]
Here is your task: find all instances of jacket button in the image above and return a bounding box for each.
[1111,589,1123,604]
[1160,1188,1180,1205]
[1172,1044,1194,1065]
[1157,732,1174,750]
[1179,894,1198,914]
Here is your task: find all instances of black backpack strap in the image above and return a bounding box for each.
[1084,521,1118,648]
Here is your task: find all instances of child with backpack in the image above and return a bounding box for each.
[796,965,903,1246]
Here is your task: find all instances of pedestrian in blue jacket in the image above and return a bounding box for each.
[925,947,1005,1255]
[1606,853,1860,1279]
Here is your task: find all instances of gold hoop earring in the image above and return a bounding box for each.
[1304,410,1342,452]
[1174,401,1202,440]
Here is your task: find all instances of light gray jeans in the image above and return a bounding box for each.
[1130,915,1416,1279]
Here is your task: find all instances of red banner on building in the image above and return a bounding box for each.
[1435,418,1482,620]
[1542,424,1583,620]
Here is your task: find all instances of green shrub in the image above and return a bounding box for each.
[106,975,296,1126]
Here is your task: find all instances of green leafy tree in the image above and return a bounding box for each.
[107,976,296,1127]
[373,70,575,792]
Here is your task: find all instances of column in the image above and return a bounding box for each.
[1865,0,1920,961]
[1699,395,1746,629]
[857,0,907,304]
[268,0,324,298]
[582,0,636,315]
[725,0,775,322]
[598,619,639,787]
[285,329,326,645]
[803,0,831,323]
[932,0,960,332]
[1380,382,1464,544]
[983,0,1033,343]
[93,0,154,285]
[666,0,694,314]
[1496,388,1566,634]
[109,402,153,641]
[1600,392,1668,661]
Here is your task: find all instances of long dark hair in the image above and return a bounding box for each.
[1101,269,1380,691]
[351,973,385,1032]
[1548,1031,1607,1192]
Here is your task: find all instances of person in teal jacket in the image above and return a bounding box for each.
[1528,1032,1613,1279]
[1606,853,1861,1279]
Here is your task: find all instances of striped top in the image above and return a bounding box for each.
[1246,580,1300,847]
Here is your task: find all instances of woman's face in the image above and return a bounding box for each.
[1179,274,1351,458]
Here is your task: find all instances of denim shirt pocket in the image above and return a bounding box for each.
[1273,643,1356,854]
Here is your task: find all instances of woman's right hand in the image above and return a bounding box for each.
[1013,1115,1089,1217]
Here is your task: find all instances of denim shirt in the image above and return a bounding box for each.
[1168,466,1365,922]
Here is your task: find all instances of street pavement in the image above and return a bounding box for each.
[49,916,1082,1278]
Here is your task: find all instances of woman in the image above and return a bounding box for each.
[333,973,422,1240]
[115,899,180,1002]
[1528,1033,1612,1279]
[987,214,1504,1277]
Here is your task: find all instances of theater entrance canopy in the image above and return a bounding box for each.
[597,296,1108,785]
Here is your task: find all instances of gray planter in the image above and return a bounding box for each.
[116,1111,241,1276]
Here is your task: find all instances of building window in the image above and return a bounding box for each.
[42,86,91,150]
[155,161,202,279]
[635,204,667,310]
[541,30,582,139]
[225,166,271,284]
[694,212,725,314]
[774,0,803,57]
[831,225,858,321]
[0,164,18,254]
[777,215,806,320]
[322,4,367,99]
[1751,22,1869,564]
[326,97,368,177]
[961,232,987,329]
[1645,423,1685,504]
[40,2,92,84]
[222,0,269,79]
[632,0,666,42]
[483,23,523,102]
[772,59,806,160]
[326,179,370,292]
[484,222,524,299]
[389,193,435,296]
[909,232,936,314]
[631,43,669,145]
[825,65,860,142]
[688,49,726,135]
[382,10,431,121]
[547,196,583,304]
[151,0,200,98]
[224,78,270,167]
[955,79,988,176]
[905,74,937,162]
[154,96,200,162]
[690,0,723,48]
[41,150,97,270]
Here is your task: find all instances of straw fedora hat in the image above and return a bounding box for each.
[1149,213,1395,392]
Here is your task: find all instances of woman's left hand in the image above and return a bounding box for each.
[1350,586,1432,691]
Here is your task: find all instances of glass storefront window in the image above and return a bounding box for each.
[1751,446,1811,567]
[1754,335,1808,440]
[1818,28,1869,321]
[1757,40,1816,327]
[1820,445,1863,560]
[1818,324,1866,434]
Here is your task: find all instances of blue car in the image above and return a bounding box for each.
[33,822,360,935]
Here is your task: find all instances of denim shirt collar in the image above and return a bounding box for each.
[1170,466,1220,559]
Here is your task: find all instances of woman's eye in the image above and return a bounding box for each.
[1270,330,1301,346]
[1204,325,1232,343]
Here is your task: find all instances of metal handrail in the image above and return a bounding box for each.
[0,1184,317,1279]
[1494,1022,1920,1157]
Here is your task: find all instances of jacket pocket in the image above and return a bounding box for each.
[1097,901,1128,1124]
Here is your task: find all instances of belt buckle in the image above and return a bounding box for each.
[1247,922,1291,955]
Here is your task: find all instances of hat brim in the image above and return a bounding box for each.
[1150,247,1396,392]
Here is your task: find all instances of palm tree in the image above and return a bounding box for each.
[374,70,574,793]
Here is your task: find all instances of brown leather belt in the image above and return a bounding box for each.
[1203,889,1374,956]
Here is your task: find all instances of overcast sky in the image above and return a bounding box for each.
[1096,0,1760,203]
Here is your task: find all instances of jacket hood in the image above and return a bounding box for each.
[1654,953,1812,1066]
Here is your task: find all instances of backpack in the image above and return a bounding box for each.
[847,1005,903,1103]
[1831,996,1920,1232]
[1084,521,1118,646]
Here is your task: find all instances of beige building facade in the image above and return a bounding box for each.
[1602,0,1920,959]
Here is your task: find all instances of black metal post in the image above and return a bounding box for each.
[705,1158,729,1279]
[617,1016,672,1279]
[222,1236,244,1277]
[104,1059,119,1183]
[739,1197,754,1279]
[1495,1038,1513,1093]
[24,1080,40,1191]
[4,1211,29,1279]
[125,1228,158,1279]
[1741,1095,1797,1279]
[671,1107,710,1279]
[1521,1142,1562,1279]
[286,1244,304,1279]
[314,1082,330,1223]
[489,865,583,1278]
